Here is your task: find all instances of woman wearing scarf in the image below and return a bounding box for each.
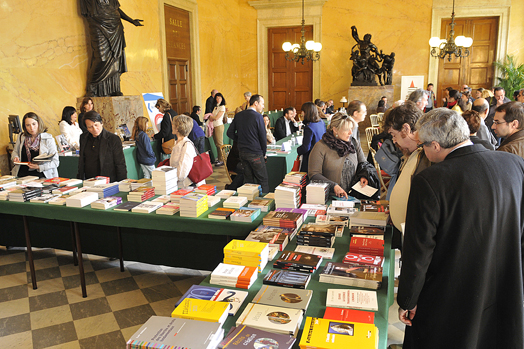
[308,112,377,199]
[12,112,59,178]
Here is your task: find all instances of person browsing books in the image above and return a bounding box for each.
[296,102,326,173]
[77,111,127,182]
[59,106,82,150]
[132,116,156,179]
[12,112,59,179]
[170,114,206,187]
[153,98,177,160]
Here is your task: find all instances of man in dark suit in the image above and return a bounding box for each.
[398,107,524,348]
[77,111,127,182]
[205,89,217,114]
[274,107,299,141]
[227,94,268,192]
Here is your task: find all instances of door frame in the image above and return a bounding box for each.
[250,0,326,103]
[159,0,201,109]
[428,4,510,87]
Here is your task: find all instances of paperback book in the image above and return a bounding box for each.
[175,285,248,316]
[299,317,378,349]
[236,303,303,336]
[263,269,311,289]
[251,285,313,311]
[325,289,378,312]
[218,325,296,349]
[171,298,230,324]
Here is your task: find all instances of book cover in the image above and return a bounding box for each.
[294,246,335,260]
[299,317,378,349]
[224,240,268,257]
[171,298,229,324]
[211,263,258,284]
[319,263,382,289]
[349,225,386,235]
[343,252,384,267]
[245,231,289,251]
[175,285,248,316]
[218,325,295,349]
[263,269,310,289]
[325,289,378,312]
[323,307,375,324]
[113,201,141,211]
[236,303,303,336]
[252,285,313,311]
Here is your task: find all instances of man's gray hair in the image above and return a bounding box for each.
[244,91,252,98]
[408,89,427,103]
[416,108,470,149]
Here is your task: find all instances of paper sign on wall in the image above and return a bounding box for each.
[400,76,425,101]
[142,93,164,133]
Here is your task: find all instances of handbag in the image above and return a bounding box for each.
[291,155,302,172]
[375,139,401,176]
[187,141,213,183]
[162,138,175,154]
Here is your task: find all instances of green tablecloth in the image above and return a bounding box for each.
[199,220,395,349]
[266,133,301,191]
[267,111,283,127]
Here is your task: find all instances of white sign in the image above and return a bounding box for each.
[142,92,164,133]
[400,76,425,101]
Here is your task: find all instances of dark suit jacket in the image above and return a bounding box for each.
[398,145,524,349]
[274,116,299,141]
[205,95,214,114]
[227,109,266,156]
[154,109,177,153]
[470,135,494,150]
[77,128,127,182]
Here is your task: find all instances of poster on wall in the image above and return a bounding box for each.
[400,76,425,101]
[142,92,164,134]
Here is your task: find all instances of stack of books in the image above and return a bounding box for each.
[252,225,297,241]
[263,211,304,230]
[349,211,389,228]
[299,317,378,349]
[263,269,311,289]
[170,188,194,203]
[306,182,330,204]
[300,203,327,217]
[0,176,17,190]
[237,183,262,200]
[126,316,224,349]
[30,193,61,203]
[9,187,43,202]
[316,214,349,227]
[156,202,180,215]
[60,178,82,187]
[43,177,69,185]
[215,189,236,199]
[176,284,249,316]
[360,199,390,212]
[273,251,323,273]
[349,225,386,238]
[223,196,248,209]
[151,194,171,204]
[210,263,258,289]
[86,183,120,198]
[131,201,163,214]
[208,207,236,220]
[248,197,274,212]
[179,193,208,217]
[223,239,269,272]
[152,166,178,195]
[297,223,337,248]
[83,176,110,187]
[349,237,385,257]
[91,196,122,210]
[325,289,378,312]
[230,207,261,223]
[16,175,39,185]
[284,171,307,202]
[171,298,230,324]
[295,245,335,260]
[318,262,382,289]
[65,192,99,208]
[327,201,357,217]
[130,178,152,191]
[127,186,155,202]
[323,307,375,323]
[113,201,141,212]
[118,179,138,192]
[245,229,289,251]
[343,252,384,267]
[206,195,221,207]
[236,303,304,336]
[274,183,302,208]
[195,184,217,196]
[252,285,313,312]
[218,325,296,349]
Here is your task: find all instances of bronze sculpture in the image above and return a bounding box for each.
[80,0,143,97]
[349,26,395,86]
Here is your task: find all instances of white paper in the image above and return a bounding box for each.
[351,182,378,197]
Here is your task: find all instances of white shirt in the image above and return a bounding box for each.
[59,120,82,148]
[212,105,226,127]
[169,137,205,187]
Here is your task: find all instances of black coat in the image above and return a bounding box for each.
[154,109,177,154]
[398,145,524,349]
[274,116,299,141]
[205,95,214,114]
[77,128,127,182]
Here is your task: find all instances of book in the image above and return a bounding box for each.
[349,211,388,227]
[113,201,141,212]
[300,203,327,217]
[126,316,223,349]
[263,269,311,289]
[210,263,258,289]
[208,207,236,219]
[224,240,269,257]
[325,289,378,312]
[349,237,385,256]
[65,191,99,207]
[156,203,180,215]
[294,246,335,260]
[43,177,69,184]
[299,317,378,349]
[349,225,386,235]
[236,303,304,336]
[245,230,289,251]
[215,189,236,199]
[91,196,122,210]
[29,193,61,203]
[131,201,163,213]
[248,197,274,212]
[273,251,323,272]
[207,195,221,207]
[252,285,313,311]
[319,262,382,290]
[171,298,230,324]
[52,186,79,195]
[343,252,384,267]
[223,196,248,209]
[253,225,297,241]
[323,307,375,324]
[230,207,261,223]
[218,325,296,349]
[175,285,248,316]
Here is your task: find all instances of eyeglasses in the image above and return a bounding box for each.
[417,141,432,149]
[492,120,508,125]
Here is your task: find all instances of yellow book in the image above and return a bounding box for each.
[224,239,268,257]
[171,298,229,324]
[299,317,378,349]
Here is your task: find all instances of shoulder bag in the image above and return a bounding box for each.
[186,141,213,183]
[162,139,175,154]
[375,139,401,176]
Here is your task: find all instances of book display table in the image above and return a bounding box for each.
[199,221,395,349]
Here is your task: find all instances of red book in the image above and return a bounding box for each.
[44,177,69,184]
[349,237,384,256]
[343,252,384,267]
[323,307,375,324]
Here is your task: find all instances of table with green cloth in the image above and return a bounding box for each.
[267,110,283,127]
[266,133,301,191]
[199,221,395,349]
[0,194,264,271]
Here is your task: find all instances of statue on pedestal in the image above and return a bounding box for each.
[349,26,395,87]
[80,0,143,97]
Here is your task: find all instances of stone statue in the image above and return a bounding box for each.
[80,0,143,97]
[349,26,395,86]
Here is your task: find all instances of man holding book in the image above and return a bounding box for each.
[397,108,524,348]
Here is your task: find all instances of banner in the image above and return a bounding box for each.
[142,93,164,133]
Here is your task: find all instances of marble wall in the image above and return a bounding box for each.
[347,86,394,129]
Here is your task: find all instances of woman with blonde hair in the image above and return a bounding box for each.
[132,116,156,178]
[308,112,376,199]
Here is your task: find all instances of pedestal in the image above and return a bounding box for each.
[347,86,394,128]
[76,96,144,133]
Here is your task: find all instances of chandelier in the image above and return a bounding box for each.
[429,0,473,62]
[282,0,322,65]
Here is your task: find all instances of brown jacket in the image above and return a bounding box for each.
[497,129,524,159]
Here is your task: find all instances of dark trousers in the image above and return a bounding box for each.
[193,136,205,154]
[239,151,269,193]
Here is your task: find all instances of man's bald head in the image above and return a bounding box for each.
[472,98,489,119]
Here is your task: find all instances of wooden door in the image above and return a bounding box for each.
[437,16,498,106]
[268,26,313,111]
[164,5,192,114]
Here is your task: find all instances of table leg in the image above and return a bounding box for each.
[70,222,78,266]
[73,222,87,298]
[117,227,124,272]
[23,216,37,290]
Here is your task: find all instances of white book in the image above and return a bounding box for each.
[207,195,221,207]
[60,179,82,187]
[236,303,303,336]
[331,200,355,208]
[151,195,171,204]
[30,194,61,203]
[349,211,389,227]
[65,192,99,207]
[295,245,335,259]
[131,201,163,213]
[325,289,378,312]
[215,190,236,198]
[211,263,257,283]
[48,197,67,205]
